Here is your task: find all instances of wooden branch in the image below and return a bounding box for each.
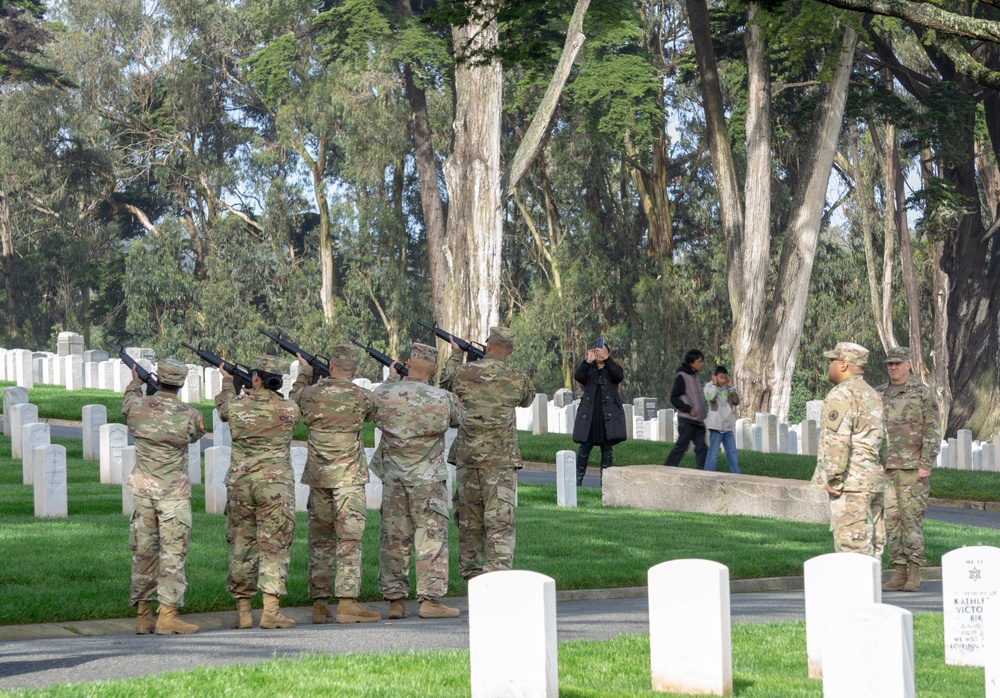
[937,36,1000,90]
[121,203,158,234]
[820,0,1000,42]
[771,80,821,96]
[504,0,591,196]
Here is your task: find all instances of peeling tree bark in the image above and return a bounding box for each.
[0,190,15,341]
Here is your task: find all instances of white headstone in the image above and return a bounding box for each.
[180,373,202,404]
[10,402,38,459]
[986,603,1000,697]
[801,419,819,456]
[806,400,824,425]
[974,444,984,471]
[751,425,762,452]
[83,361,99,389]
[649,559,732,696]
[83,349,109,364]
[804,552,881,678]
[21,422,50,485]
[291,446,309,512]
[121,446,137,515]
[13,349,33,388]
[788,429,799,456]
[634,397,658,421]
[204,446,231,514]
[352,377,373,391]
[552,388,574,408]
[99,423,130,485]
[125,346,156,363]
[42,355,55,384]
[57,331,84,356]
[280,374,292,399]
[114,361,131,393]
[97,360,112,390]
[778,422,789,454]
[188,443,201,485]
[984,443,997,473]
[756,412,778,453]
[204,367,222,400]
[822,604,914,698]
[0,348,7,380]
[3,385,28,436]
[64,355,84,391]
[943,545,1000,666]
[734,418,749,449]
[957,430,973,470]
[556,450,577,507]
[365,457,382,510]
[657,409,675,442]
[2,348,12,381]
[633,414,645,440]
[82,404,107,460]
[469,571,557,698]
[212,409,231,448]
[623,403,634,439]
[531,393,548,435]
[32,356,44,384]
[33,444,68,518]
[948,437,958,468]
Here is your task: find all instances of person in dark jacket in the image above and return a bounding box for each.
[572,343,627,485]
[663,349,708,469]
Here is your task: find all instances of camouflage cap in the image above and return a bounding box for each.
[157,359,188,387]
[329,344,359,363]
[410,342,438,364]
[255,353,288,375]
[885,346,911,364]
[823,342,869,367]
[487,326,514,346]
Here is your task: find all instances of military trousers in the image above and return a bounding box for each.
[829,489,885,559]
[308,484,367,599]
[129,496,192,608]
[884,469,930,566]
[378,477,449,601]
[454,466,516,580]
[225,478,295,599]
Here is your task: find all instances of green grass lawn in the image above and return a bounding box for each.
[0,614,983,697]
[1,434,998,625]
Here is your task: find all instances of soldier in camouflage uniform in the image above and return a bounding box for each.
[372,342,465,619]
[217,354,301,629]
[290,344,380,624]
[123,359,206,635]
[879,347,941,592]
[440,326,534,580]
[812,342,887,558]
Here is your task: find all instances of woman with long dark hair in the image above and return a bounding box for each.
[571,341,627,485]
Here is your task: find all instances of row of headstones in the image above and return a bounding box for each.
[470,547,1000,698]
[936,429,1000,472]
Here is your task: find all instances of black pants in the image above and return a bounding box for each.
[663,419,707,469]
[576,443,614,485]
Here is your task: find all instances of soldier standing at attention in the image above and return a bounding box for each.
[441,327,534,581]
[812,342,887,558]
[290,345,380,624]
[217,355,300,629]
[123,359,206,635]
[372,342,465,619]
[879,347,941,592]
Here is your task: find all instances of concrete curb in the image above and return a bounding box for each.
[0,568,944,643]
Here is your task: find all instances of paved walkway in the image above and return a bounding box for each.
[0,583,945,690]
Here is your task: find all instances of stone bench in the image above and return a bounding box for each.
[602,465,829,524]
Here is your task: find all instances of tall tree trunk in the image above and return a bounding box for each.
[932,238,951,425]
[441,14,504,342]
[745,28,858,420]
[880,121,899,349]
[897,145,926,381]
[0,190,15,342]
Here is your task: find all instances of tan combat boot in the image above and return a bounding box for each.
[232,598,253,629]
[259,593,296,629]
[336,598,381,623]
[882,564,908,591]
[418,599,460,619]
[903,562,921,592]
[387,599,406,619]
[312,598,333,624]
[154,605,199,635]
[135,602,155,635]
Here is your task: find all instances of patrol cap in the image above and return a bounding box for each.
[410,342,438,364]
[255,353,288,375]
[157,359,188,387]
[885,347,910,364]
[329,344,359,363]
[487,326,514,346]
[823,342,869,367]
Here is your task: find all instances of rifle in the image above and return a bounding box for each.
[350,340,408,377]
[181,343,254,394]
[108,343,158,396]
[259,330,330,380]
[417,321,486,361]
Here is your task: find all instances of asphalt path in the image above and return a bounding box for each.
[0,584,945,690]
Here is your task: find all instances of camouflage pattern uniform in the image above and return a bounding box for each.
[216,355,300,600]
[290,345,375,600]
[879,348,941,567]
[123,359,206,608]
[441,327,534,579]
[812,342,887,558]
[371,343,465,601]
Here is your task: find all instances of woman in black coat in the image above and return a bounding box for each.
[572,343,627,485]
